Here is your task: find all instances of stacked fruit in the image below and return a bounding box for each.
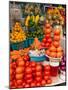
[10,51,52,89]
[41,23,52,48]
[10,22,26,43]
[46,26,63,58]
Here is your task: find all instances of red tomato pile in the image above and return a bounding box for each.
[10,56,52,89]
[42,23,52,48]
[46,28,63,58]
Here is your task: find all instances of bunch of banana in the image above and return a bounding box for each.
[10,22,26,43]
[25,15,40,27]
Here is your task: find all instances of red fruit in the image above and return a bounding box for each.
[49,46,56,52]
[31,82,36,87]
[23,55,30,61]
[44,71,50,76]
[31,61,36,67]
[10,68,13,75]
[36,82,41,87]
[45,28,52,34]
[46,23,51,28]
[17,57,23,61]
[35,77,42,82]
[46,50,50,56]
[46,78,52,84]
[54,35,60,41]
[18,60,25,66]
[25,61,30,67]
[47,38,52,43]
[10,81,13,87]
[42,38,46,43]
[41,80,46,86]
[36,65,42,71]
[25,67,32,73]
[41,42,45,47]
[57,52,62,58]
[16,74,23,80]
[36,71,42,76]
[32,67,36,72]
[24,84,30,88]
[26,78,32,83]
[54,29,60,35]
[50,52,56,58]
[45,43,50,48]
[45,34,51,39]
[16,67,24,74]
[44,76,49,80]
[53,41,60,47]
[57,46,63,52]
[26,74,32,79]
[16,80,22,85]
[44,65,51,71]
[12,62,16,69]
[22,82,26,87]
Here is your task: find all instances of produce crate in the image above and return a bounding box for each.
[11,39,29,50]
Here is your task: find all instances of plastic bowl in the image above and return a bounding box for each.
[29,54,46,62]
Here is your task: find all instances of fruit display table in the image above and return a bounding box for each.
[9,1,66,89]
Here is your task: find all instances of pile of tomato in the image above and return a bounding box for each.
[10,55,52,89]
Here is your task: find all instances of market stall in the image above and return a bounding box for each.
[9,1,66,89]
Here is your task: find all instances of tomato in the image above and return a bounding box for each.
[10,63,13,68]
[46,23,51,28]
[36,65,42,71]
[26,78,32,83]
[54,29,60,35]
[16,67,24,74]
[47,38,52,43]
[44,76,49,80]
[44,71,50,76]
[10,68,13,75]
[45,34,51,39]
[26,74,32,79]
[45,28,52,34]
[25,67,32,73]
[31,61,36,67]
[16,80,22,85]
[46,78,52,84]
[44,65,51,71]
[18,60,25,66]
[53,41,59,47]
[22,81,26,87]
[36,82,41,87]
[16,73,23,80]
[45,43,50,48]
[10,75,14,81]
[57,52,62,58]
[41,80,46,86]
[25,61,30,67]
[50,52,56,58]
[49,46,56,52]
[10,81,13,87]
[41,42,45,47]
[46,50,50,56]
[57,46,62,52]
[12,62,16,69]
[24,84,30,88]
[36,71,42,76]
[35,76,42,82]
[32,67,36,72]
[23,55,30,61]
[31,82,36,87]
[17,57,23,61]
[42,38,46,43]
[54,35,60,41]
